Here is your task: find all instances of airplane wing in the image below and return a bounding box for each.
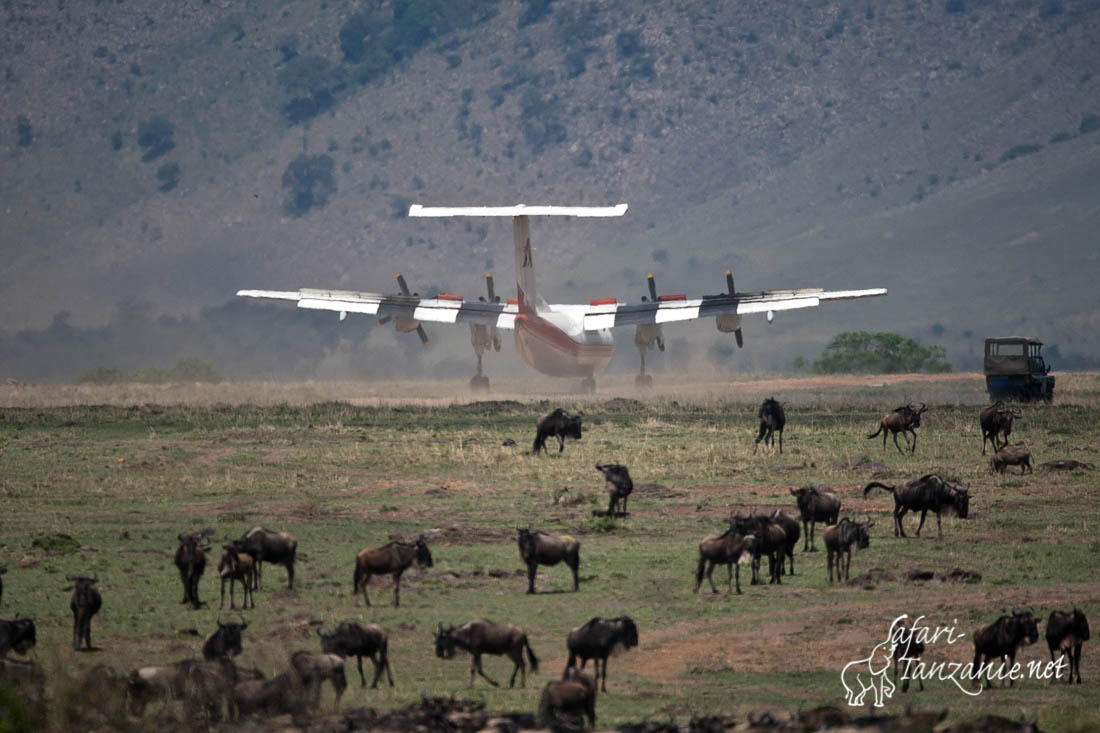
[236,288,518,329]
[579,287,888,330]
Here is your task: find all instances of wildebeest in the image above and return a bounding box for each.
[980,401,1019,455]
[218,544,255,610]
[972,610,1039,687]
[238,526,298,590]
[693,527,757,595]
[863,474,970,538]
[991,443,1032,475]
[129,658,238,723]
[596,463,633,515]
[823,518,872,583]
[65,574,102,651]
[317,620,394,688]
[175,531,208,609]
[729,513,787,585]
[790,486,841,551]
[202,617,247,661]
[63,663,131,731]
[434,619,540,688]
[0,656,45,729]
[539,669,597,730]
[1046,608,1089,684]
[0,616,36,657]
[867,403,928,455]
[533,408,582,454]
[290,650,347,712]
[753,397,786,454]
[565,616,638,692]
[770,509,801,575]
[232,671,308,722]
[517,528,580,594]
[353,537,433,607]
[893,622,926,692]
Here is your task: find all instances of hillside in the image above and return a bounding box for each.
[2,0,1099,379]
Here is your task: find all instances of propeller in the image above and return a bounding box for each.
[725,270,744,347]
[378,272,429,346]
[478,273,501,304]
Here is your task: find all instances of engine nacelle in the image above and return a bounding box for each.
[715,313,742,334]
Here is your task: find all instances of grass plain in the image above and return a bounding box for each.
[1,372,1099,730]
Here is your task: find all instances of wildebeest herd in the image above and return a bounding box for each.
[0,398,1091,731]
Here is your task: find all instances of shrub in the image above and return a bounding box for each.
[616,30,644,57]
[944,0,965,14]
[110,130,124,150]
[519,0,553,28]
[520,88,566,154]
[16,116,32,147]
[1000,143,1041,162]
[156,163,180,192]
[556,3,605,47]
[137,117,175,162]
[1080,114,1100,135]
[812,332,952,374]
[281,154,336,217]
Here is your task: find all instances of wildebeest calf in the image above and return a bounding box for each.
[693,527,757,595]
[318,620,394,688]
[596,463,633,516]
[435,619,540,688]
[823,518,872,583]
[533,408,582,454]
[0,616,36,658]
[65,574,102,651]
[753,397,785,454]
[1046,608,1089,684]
[353,537,433,607]
[565,616,638,692]
[518,528,580,593]
[218,544,255,610]
[990,443,1032,474]
[539,669,597,730]
[972,610,1039,687]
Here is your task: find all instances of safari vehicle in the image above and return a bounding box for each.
[984,337,1054,402]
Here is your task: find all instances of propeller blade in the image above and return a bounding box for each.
[486,273,497,302]
[726,270,735,295]
[396,272,411,296]
[735,328,744,347]
[647,273,658,301]
[416,324,430,346]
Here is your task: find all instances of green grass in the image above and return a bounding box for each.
[1,375,1099,729]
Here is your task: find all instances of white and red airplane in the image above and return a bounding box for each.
[238,204,887,391]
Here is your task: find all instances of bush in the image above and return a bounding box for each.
[156,163,180,192]
[1080,115,1100,135]
[812,332,952,374]
[282,154,336,217]
[16,116,33,147]
[1000,143,1041,162]
[110,130,124,150]
[519,0,553,28]
[137,117,175,162]
[520,88,566,154]
[944,0,965,13]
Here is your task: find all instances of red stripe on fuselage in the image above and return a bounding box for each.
[514,313,613,377]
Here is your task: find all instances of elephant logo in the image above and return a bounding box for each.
[841,617,905,707]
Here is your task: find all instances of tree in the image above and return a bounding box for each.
[812,332,952,374]
[282,154,336,217]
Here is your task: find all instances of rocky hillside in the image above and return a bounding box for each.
[2,0,1099,378]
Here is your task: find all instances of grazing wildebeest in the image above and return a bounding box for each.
[218,544,255,610]
[65,574,102,651]
[893,622,926,692]
[867,403,928,455]
[863,474,970,538]
[353,537,433,607]
[823,518,872,583]
[565,616,638,692]
[232,671,309,722]
[238,526,298,590]
[517,528,580,594]
[790,486,842,552]
[202,617,247,661]
[972,610,1039,687]
[290,650,347,712]
[596,463,633,515]
[753,397,786,454]
[991,443,1032,475]
[175,531,209,609]
[539,669,597,730]
[980,401,1019,455]
[729,513,787,585]
[0,616,36,657]
[317,620,394,688]
[1046,608,1089,684]
[693,527,757,595]
[533,408,583,454]
[770,509,801,575]
[434,619,539,688]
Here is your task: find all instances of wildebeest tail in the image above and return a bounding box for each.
[353,562,363,593]
[863,481,895,497]
[693,554,707,590]
[524,636,539,673]
[866,423,884,439]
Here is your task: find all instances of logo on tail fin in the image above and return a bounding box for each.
[522,240,532,268]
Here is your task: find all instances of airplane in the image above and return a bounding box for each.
[238,204,887,392]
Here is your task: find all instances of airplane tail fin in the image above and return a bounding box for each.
[513,215,538,315]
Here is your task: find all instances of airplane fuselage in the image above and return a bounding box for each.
[515,305,613,378]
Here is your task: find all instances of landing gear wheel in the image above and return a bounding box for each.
[581,377,596,395]
[470,375,490,392]
[635,374,653,388]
